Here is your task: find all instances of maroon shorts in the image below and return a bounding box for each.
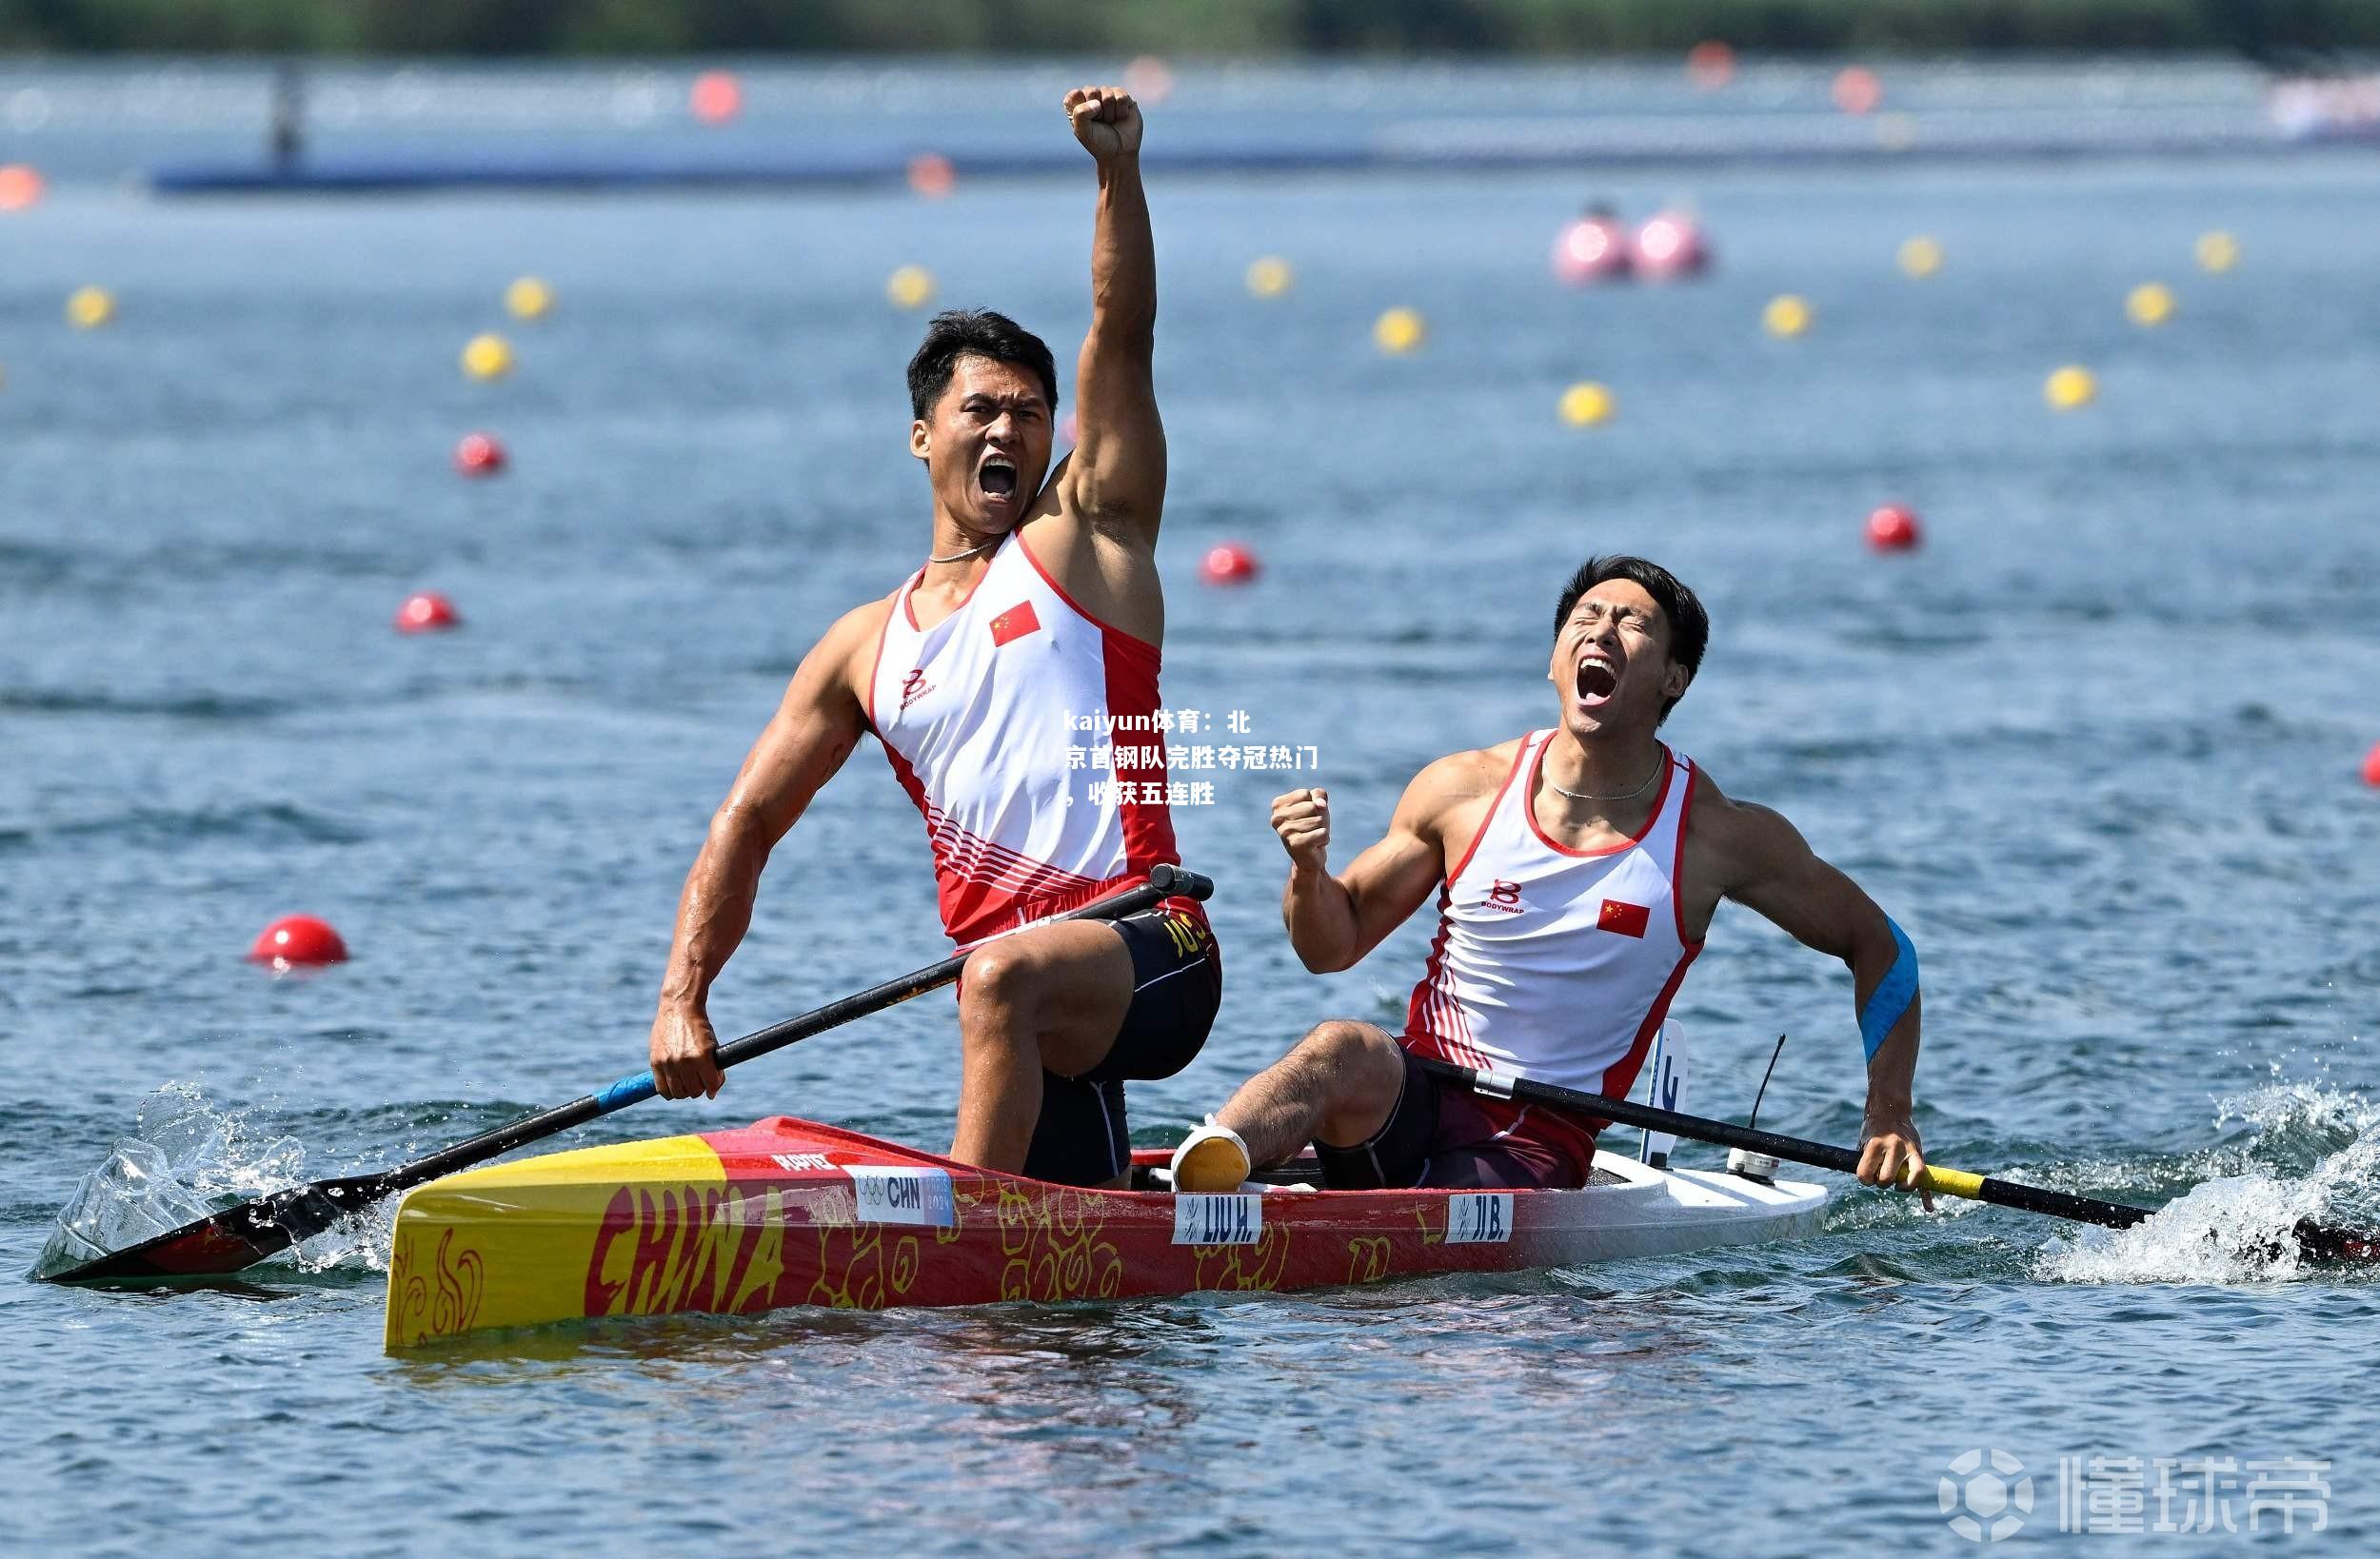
[1313,1044,1597,1191]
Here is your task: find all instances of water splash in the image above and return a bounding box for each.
[30,1081,387,1279]
[2035,1082,2380,1285]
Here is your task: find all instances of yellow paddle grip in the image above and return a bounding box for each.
[1911,1165,1985,1198]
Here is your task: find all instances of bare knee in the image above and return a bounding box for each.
[1293,1020,1405,1139]
[960,945,1043,1046]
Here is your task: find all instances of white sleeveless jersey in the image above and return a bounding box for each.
[867,528,1182,948]
[1405,730,1702,1101]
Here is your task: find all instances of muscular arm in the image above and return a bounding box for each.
[648,603,879,1097]
[1057,86,1164,540]
[1696,781,1928,1194]
[1274,754,1493,974]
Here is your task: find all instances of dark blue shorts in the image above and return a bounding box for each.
[1021,904,1220,1187]
[1313,1045,1597,1191]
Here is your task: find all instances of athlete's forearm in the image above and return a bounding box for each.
[656,809,772,1012]
[1863,1001,1921,1113]
[1850,914,1921,1112]
[1282,861,1362,973]
[1088,154,1155,346]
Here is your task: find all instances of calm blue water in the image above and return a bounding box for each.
[6,61,2380,1555]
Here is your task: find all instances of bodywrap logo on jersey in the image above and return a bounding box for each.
[900,668,934,711]
[1484,878,1525,914]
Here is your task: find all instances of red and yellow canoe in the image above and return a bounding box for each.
[384,1115,1827,1351]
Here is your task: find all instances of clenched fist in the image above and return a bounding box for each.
[1064,85,1142,162]
[1272,787,1330,872]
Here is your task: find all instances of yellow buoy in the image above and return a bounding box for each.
[2044,365,2097,411]
[1762,294,1812,338]
[2195,230,2239,273]
[67,286,115,329]
[506,276,553,321]
[462,332,515,381]
[1558,382,1616,427]
[1373,306,1425,355]
[886,265,937,310]
[2125,282,2175,327]
[1897,236,1943,278]
[1245,256,1294,299]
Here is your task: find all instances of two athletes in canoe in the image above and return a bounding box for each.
[643,87,1928,1203]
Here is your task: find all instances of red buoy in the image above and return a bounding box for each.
[394,592,460,633]
[2363,741,2380,788]
[1552,216,1632,286]
[906,153,956,198]
[690,70,743,125]
[1834,67,1883,115]
[1200,543,1259,585]
[1685,41,1736,91]
[1865,504,1922,551]
[248,915,348,968]
[1632,211,1709,282]
[454,432,506,477]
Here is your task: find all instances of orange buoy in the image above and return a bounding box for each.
[1865,504,1921,551]
[690,70,743,125]
[454,432,506,477]
[394,592,460,633]
[248,915,348,968]
[2363,740,2380,788]
[1200,543,1259,585]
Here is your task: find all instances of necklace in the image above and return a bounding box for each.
[926,539,994,564]
[1546,754,1662,804]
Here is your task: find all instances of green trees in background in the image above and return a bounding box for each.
[0,0,2373,56]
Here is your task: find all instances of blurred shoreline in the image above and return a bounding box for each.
[3,0,2379,58]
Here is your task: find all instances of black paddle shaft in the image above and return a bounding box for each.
[46,865,1213,1283]
[1417,1056,2160,1228]
[1418,1056,2377,1261]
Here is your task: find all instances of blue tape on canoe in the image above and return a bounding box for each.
[593,1072,658,1114]
[1859,918,1918,1062]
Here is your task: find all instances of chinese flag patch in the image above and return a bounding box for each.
[988,601,1041,646]
[1597,898,1651,938]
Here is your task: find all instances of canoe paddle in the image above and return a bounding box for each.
[42,864,1215,1285]
[1417,1056,2378,1264]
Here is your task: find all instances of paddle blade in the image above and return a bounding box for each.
[39,1174,389,1283]
[2292,1219,2380,1265]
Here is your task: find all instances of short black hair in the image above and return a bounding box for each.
[905,309,1059,421]
[1554,555,1709,723]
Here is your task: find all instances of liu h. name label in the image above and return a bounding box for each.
[1172,1194,1262,1246]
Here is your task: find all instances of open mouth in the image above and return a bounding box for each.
[1576,659,1618,707]
[979,458,1018,502]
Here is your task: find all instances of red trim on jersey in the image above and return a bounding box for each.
[1097,611,1181,887]
[1592,943,1701,1125]
[1671,758,1705,949]
[1013,526,1160,654]
[1444,737,1533,888]
[1404,885,1490,1070]
[1523,738,1675,859]
[862,589,902,738]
